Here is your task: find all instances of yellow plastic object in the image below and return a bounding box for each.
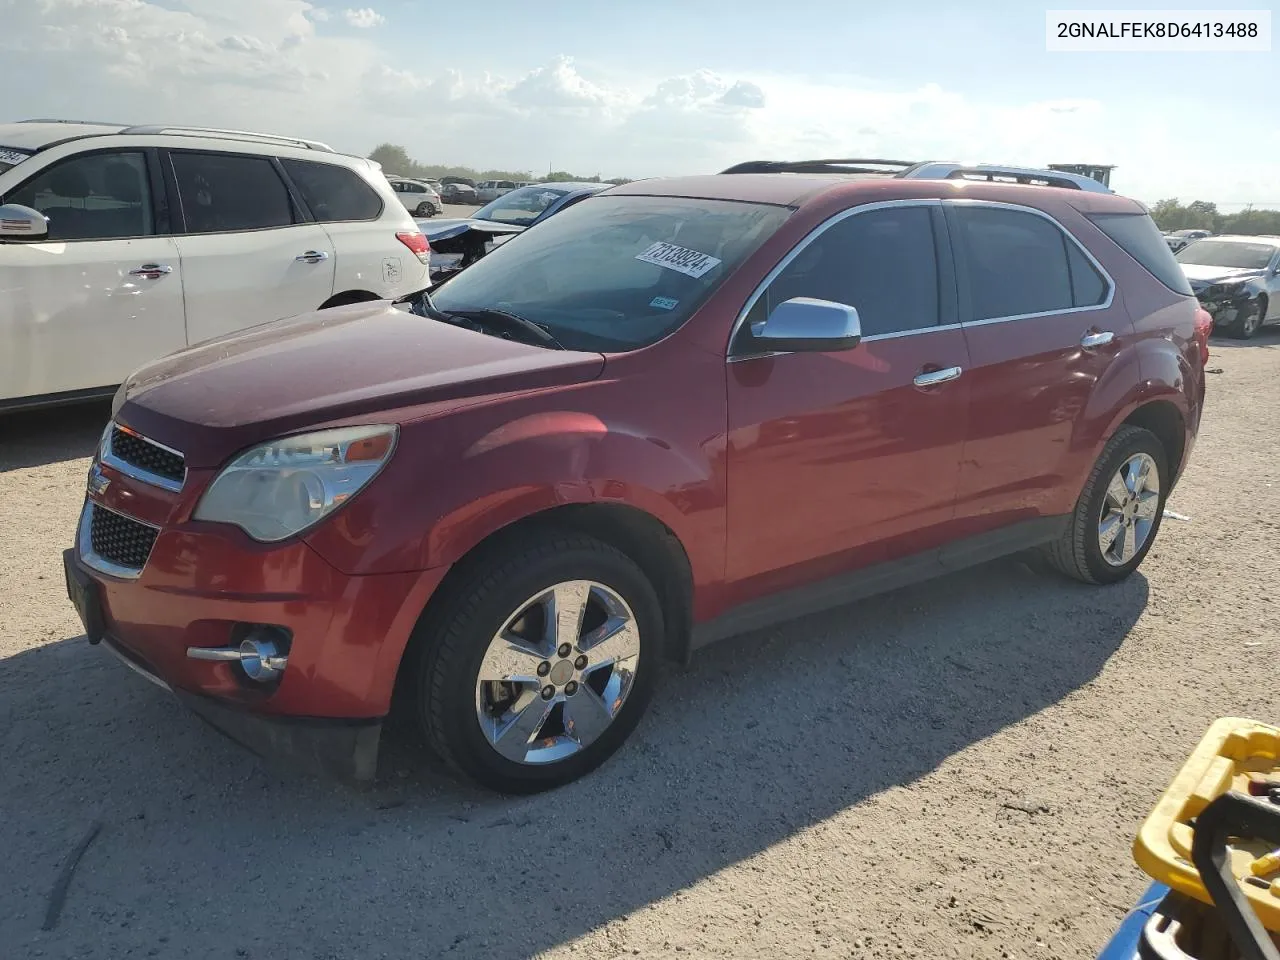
[1134,717,1280,931]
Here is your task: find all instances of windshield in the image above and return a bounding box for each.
[432,194,792,351]
[1177,240,1277,270]
[473,185,575,226]
[0,146,32,175]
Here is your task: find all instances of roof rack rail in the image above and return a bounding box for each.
[718,157,1114,194]
[19,118,130,127]
[720,158,918,175]
[118,125,335,152]
[899,162,1113,193]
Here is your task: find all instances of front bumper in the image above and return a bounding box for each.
[64,476,448,780]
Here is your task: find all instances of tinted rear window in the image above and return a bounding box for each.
[282,159,383,222]
[1087,212,1193,296]
[172,152,295,233]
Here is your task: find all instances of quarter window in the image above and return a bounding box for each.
[744,205,941,344]
[171,152,295,234]
[281,159,383,222]
[6,151,153,241]
[953,206,1106,320]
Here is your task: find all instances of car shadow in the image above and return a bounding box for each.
[0,400,110,473]
[0,556,1147,958]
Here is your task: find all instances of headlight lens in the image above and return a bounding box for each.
[194,425,398,542]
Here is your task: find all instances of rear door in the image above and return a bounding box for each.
[0,148,185,400]
[726,200,971,587]
[946,200,1130,531]
[166,149,335,345]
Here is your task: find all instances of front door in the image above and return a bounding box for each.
[725,200,970,592]
[0,149,186,400]
[166,149,335,345]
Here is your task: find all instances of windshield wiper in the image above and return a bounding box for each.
[450,307,565,350]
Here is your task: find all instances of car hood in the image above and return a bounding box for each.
[115,301,606,469]
[418,217,526,242]
[1180,263,1264,284]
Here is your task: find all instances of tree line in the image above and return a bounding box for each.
[1149,198,1280,236]
[367,144,631,186]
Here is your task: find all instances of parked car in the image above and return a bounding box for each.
[387,177,441,217]
[439,181,478,204]
[417,181,611,280]
[475,179,517,203]
[65,158,1208,793]
[1176,235,1280,339]
[1165,228,1212,253]
[0,120,430,412]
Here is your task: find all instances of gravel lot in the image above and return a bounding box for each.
[2,329,1278,960]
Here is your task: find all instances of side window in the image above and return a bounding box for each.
[282,159,383,222]
[953,206,1076,320]
[1066,239,1107,307]
[747,205,941,341]
[171,152,294,234]
[6,151,153,241]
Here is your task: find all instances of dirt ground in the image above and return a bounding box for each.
[1,329,1278,960]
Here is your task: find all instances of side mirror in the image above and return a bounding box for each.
[0,204,49,240]
[751,297,862,353]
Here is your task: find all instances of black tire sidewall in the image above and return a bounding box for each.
[1079,430,1168,583]
[423,543,662,793]
[1235,302,1261,339]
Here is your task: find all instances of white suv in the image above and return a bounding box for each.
[475,179,517,203]
[0,121,431,411]
[387,176,442,217]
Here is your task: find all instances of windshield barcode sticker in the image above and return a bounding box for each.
[0,148,30,166]
[635,241,722,279]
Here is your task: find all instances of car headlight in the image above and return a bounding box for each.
[194,425,398,542]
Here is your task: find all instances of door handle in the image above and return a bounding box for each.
[1081,330,1115,349]
[296,250,330,264]
[913,366,963,387]
[128,264,172,280]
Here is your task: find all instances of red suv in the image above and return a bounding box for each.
[63,159,1210,793]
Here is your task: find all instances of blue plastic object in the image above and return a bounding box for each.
[1097,883,1171,960]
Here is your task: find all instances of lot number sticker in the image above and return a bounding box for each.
[635,241,722,279]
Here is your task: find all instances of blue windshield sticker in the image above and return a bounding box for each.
[649,296,679,311]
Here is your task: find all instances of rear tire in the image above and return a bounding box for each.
[414,201,433,217]
[410,532,662,794]
[1042,425,1168,585]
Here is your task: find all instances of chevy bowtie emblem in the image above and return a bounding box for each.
[88,464,110,497]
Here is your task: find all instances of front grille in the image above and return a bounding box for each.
[110,427,185,484]
[89,504,159,571]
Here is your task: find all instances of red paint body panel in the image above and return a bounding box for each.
[76,174,1204,735]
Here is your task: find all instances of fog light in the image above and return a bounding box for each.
[239,629,289,682]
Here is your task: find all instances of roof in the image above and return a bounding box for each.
[0,121,127,151]
[527,181,610,192]
[1204,234,1280,243]
[606,173,856,206]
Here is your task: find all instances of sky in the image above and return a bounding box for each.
[1,0,1275,207]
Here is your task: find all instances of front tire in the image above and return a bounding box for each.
[1229,301,1262,339]
[411,533,662,794]
[1042,425,1168,585]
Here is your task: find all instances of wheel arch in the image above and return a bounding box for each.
[319,290,382,310]
[391,500,697,713]
[1117,398,1187,486]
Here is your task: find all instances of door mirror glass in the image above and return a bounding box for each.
[0,203,50,240]
[752,297,862,352]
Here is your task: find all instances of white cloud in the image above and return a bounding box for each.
[0,0,1272,203]
[343,7,384,28]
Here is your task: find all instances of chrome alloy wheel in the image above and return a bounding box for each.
[474,580,641,765]
[1098,452,1160,567]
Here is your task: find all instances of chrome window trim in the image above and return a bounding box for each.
[725,197,1117,362]
[77,497,161,581]
[946,198,1116,324]
[100,421,187,493]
